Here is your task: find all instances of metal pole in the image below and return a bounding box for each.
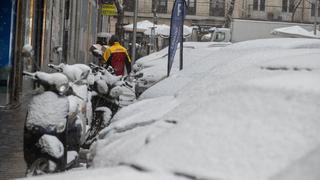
[131,0,138,65]
[315,0,318,35]
[179,12,184,70]
[107,16,111,33]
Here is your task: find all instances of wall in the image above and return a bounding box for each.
[231,18,315,42]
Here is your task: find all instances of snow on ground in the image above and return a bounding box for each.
[134,41,231,95]
[25,38,320,180]
[24,166,189,180]
[271,26,320,39]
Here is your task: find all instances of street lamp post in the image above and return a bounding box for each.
[315,0,318,35]
[131,0,138,65]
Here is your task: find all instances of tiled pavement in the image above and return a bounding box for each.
[0,100,28,180]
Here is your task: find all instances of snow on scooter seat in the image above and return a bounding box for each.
[35,72,69,87]
[26,91,69,133]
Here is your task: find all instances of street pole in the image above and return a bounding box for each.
[131,0,138,65]
[315,0,318,35]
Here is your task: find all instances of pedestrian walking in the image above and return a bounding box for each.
[102,35,131,76]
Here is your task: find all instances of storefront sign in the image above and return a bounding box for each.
[101,4,117,16]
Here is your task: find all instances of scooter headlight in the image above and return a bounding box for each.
[56,122,66,133]
[57,83,69,95]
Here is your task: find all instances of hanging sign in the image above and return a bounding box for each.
[101,3,117,16]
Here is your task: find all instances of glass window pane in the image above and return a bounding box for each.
[282,0,288,12]
[0,1,14,106]
[123,0,134,12]
[187,0,196,15]
[289,0,294,12]
[260,0,265,11]
[253,0,258,10]
[210,0,225,17]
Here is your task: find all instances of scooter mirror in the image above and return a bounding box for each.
[22,44,34,58]
[80,70,90,80]
[53,46,63,55]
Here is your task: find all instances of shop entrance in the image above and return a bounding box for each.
[0,0,16,107]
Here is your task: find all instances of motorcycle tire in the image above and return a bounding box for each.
[25,157,58,176]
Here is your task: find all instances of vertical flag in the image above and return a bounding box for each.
[168,0,186,77]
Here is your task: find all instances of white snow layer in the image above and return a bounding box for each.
[57,63,94,84]
[38,135,64,159]
[25,38,320,180]
[35,72,69,87]
[124,20,192,36]
[24,166,188,180]
[26,91,68,132]
[271,26,320,39]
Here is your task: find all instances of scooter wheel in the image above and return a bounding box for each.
[26,158,57,176]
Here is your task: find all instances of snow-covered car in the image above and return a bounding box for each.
[133,41,231,95]
[26,38,320,180]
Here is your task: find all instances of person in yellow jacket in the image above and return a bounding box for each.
[102,35,131,76]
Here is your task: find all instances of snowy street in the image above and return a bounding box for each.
[3,0,320,179]
[23,38,320,180]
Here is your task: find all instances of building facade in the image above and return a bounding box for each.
[105,0,318,33]
[236,0,318,23]
[120,0,228,27]
[1,0,104,107]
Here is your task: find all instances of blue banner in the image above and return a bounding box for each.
[168,0,186,76]
[0,0,15,68]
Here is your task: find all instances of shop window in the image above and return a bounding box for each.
[0,1,14,106]
[210,0,225,17]
[311,2,320,16]
[253,0,258,10]
[152,0,168,13]
[123,0,134,12]
[282,0,295,13]
[186,0,196,15]
[253,0,265,11]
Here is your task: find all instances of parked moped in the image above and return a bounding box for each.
[22,45,110,176]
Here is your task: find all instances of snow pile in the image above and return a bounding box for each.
[123,20,155,32]
[25,166,188,180]
[35,72,69,87]
[271,26,320,39]
[248,72,320,93]
[25,38,320,180]
[134,42,230,95]
[26,91,68,133]
[123,20,192,36]
[56,63,94,84]
[224,38,320,50]
[144,24,193,37]
[92,38,320,180]
[38,135,64,159]
[67,151,79,164]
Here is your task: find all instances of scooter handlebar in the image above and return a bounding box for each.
[48,64,62,71]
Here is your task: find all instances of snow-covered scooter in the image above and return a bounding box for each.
[22,45,106,176]
[23,72,89,175]
[88,63,137,114]
[47,63,113,149]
